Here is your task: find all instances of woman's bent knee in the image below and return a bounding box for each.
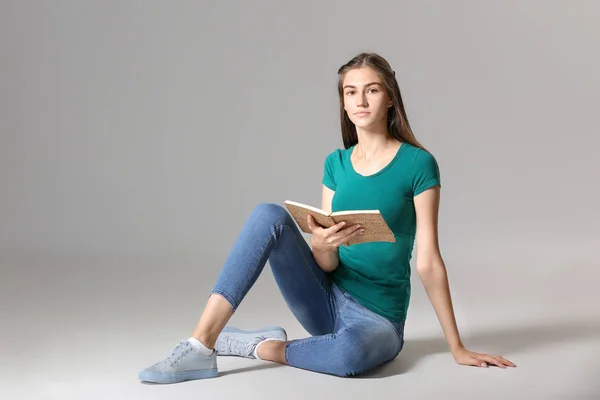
[251,202,291,225]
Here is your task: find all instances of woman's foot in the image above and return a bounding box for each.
[216,326,287,359]
[139,340,218,384]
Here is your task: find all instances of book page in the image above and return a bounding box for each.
[331,209,379,216]
[284,200,328,216]
[284,201,335,233]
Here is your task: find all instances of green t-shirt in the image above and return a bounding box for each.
[322,142,441,322]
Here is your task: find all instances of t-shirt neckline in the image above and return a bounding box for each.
[348,142,406,178]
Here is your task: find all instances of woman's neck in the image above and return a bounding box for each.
[355,128,399,159]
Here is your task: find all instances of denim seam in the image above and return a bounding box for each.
[338,297,350,327]
[341,293,403,344]
[212,228,277,311]
[336,289,404,356]
[210,288,238,311]
[287,326,351,351]
[275,223,331,298]
[332,286,351,327]
[276,221,337,329]
[247,225,278,294]
[284,342,291,365]
[285,323,401,377]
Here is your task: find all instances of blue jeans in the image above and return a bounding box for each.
[211,203,405,377]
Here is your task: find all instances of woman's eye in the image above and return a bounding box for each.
[345,88,378,95]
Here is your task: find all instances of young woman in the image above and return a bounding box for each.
[139,52,516,384]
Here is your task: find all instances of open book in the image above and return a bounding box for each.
[284,200,396,245]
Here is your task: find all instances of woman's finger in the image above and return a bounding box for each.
[344,224,363,238]
[341,226,364,247]
[306,215,318,232]
[330,224,359,244]
[476,354,508,368]
[468,357,487,367]
[483,355,505,368]
[492,355,516,367]
[326,220,347,233]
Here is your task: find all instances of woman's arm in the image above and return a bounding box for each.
[414,186,515,368]
[311,244,339,273]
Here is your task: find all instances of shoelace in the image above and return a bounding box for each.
[164,341,193,367]
[223,335,267,357]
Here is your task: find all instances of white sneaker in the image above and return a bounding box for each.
[139,340,218,383]
[216,326,287,358]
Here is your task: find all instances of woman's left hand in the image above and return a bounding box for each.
[452,347,516,368]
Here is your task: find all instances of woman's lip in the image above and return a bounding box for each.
[355,112,371,116]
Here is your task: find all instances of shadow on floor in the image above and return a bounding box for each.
[219,362,283,377]
[139,317,600,383]
[139,362,284,385]
[356,317,600,379]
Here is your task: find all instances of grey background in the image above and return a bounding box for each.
[1,1,599,399]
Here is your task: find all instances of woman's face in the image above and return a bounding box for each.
[342,67,391,130]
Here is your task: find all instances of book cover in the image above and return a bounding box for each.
[284,200,396,244]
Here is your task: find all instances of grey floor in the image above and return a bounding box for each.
[2,253,599,400]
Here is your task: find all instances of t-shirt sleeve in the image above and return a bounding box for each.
[412,149,441,196]
[322,151,337,191]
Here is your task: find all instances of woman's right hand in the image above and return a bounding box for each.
[307,214,365,250]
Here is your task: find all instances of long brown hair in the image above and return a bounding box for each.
[337,52,426,151]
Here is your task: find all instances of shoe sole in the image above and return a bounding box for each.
[139,368,218,384]
[221,326,287,338]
